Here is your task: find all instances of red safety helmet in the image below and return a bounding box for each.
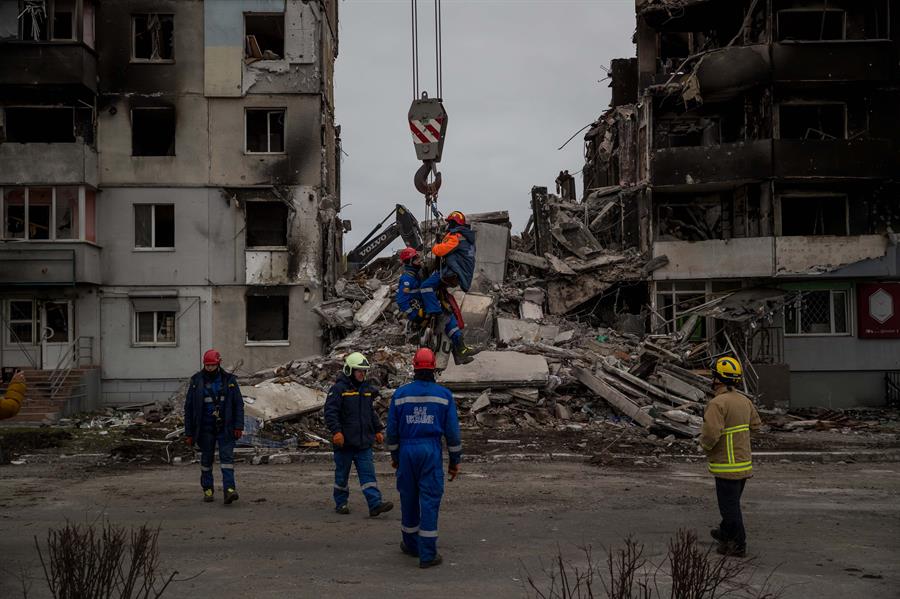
[203,349,222,366]
[398,247,418,264]
[446,211,466,227]
[412,347,436,370]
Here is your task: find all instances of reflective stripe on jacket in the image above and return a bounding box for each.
[386,378,461,467]
[699,387,762,480]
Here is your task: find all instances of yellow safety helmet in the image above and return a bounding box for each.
[343,352,371,376]
[712,356,743,385]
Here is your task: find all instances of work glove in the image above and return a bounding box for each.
[185,436,194,447]
[391,460,399,470]
[375,432,384,445]
[233,429,243,440]
[332,432,345,447]
[448,463,460,481]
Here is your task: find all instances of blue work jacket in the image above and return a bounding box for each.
[324,373,383,450]
[184,369,244,440]
[386,377,462,466]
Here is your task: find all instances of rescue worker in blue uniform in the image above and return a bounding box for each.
[184,349,244,504]
[396,246,471,364]
[386,348,462,568]
[324,352,394,517]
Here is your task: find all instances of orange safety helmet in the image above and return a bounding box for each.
[412,347,437,370]
[398,247,419,264]
[203,349,221,366]
[445,211,466,227]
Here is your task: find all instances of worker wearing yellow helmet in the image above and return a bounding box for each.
[699,356,762,558]
[323,352,394,517]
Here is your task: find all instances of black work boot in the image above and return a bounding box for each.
[224,488,239,505]
[369,501,394,518]
[710,528,722,542]
[419,554,443,569]
[203,489,214,503]
[335,504,350,515]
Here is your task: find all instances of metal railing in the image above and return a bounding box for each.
[887,371,900,409]
[48,336,93,398]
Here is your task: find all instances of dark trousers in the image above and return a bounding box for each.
[715,477,747,548]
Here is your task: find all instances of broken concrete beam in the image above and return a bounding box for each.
[567,254,628,273]
[574,367,654,428]
[508,250,549,270]
[496,318,559,344]
[520,301,544,321]
[242,382,326,423]
[471,222,510,292]
[547,275,611,314]
[544,253,577,275]
[641,255,669,276]
[601,361,696,408]
[471,390,491,413]
[439,351,550,390]
[649,372,706,402]
[353,296,391,328]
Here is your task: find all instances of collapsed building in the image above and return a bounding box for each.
[0,0,342,417]
[581,0,900,407]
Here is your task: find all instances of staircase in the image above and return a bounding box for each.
[2,368,91,425]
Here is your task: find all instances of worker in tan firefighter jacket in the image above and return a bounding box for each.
[699,356,762,558]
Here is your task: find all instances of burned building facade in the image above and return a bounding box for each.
[584,0,900,407]
[0,0,341,410]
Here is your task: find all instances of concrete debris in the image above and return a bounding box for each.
[519,300,544,321]
[438,351,550,390]
[242,381,326,423]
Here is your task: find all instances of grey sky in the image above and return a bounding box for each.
[334,0,636,253]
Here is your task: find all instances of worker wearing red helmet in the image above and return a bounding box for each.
[386,348,462,568]
[183,349,245,504]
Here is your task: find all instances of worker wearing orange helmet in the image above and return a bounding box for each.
[184,349,245,504]
[386,348,461,568]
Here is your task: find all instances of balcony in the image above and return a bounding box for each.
[773,139,895,179]
[651,140,772,189]
[694,44,770,102]
[773,41,895,83]
[0,143,98,187]
[0,242,102,285]
[0,42,97,95]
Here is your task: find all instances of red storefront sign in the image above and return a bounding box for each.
[857,282,900,339]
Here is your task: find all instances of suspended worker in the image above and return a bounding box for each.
[184,349,244,504]
[0,370,26,420]
[397,247,471,362]
[386,348,461,568]
[417,211,479,364]
[324,352,394,517]
[700,356,762,558]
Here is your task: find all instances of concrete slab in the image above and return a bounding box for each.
[519,300,544,321]
[439,351,549,390]
[242,381,326,422]
[495,318,559,344]
[470,222,509,292]
[353,286,391,328]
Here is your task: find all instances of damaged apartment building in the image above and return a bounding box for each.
[582,0,900,407]
[0,0,342,413]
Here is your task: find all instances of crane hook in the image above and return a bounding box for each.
[414,160,442,199]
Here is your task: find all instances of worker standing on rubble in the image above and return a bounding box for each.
[324,352,394,517]
[700,357,762,557]
[417,211,479,364]
[386,348,462,568]
[184,349,244,505]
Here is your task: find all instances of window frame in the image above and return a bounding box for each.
[777,193,849,236]
[6,299,36,346]
[245,293,290,346]
[243,12,286,60]
[784,289,852,337]
[133,203,175,251]
[130,106,176,156]
[1,186,87,241]
[244,108,287,155]
[777,101,848,141]
[130,13,175,64]
[132,310,177,346]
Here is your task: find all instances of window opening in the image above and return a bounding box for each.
[132,107,175,156]
[246,109,285,153]
[4,107,75,143]
[7,300,35,344]
[246,201,288,247]
[134,204,174,249]
[777,9,845,41]
[244,13,284,60]
[779,104,846,140]
[133,14,174,61]
[246,294,289,342]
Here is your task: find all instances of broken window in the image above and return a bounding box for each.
[246,293,289,342]
[655,196,723,241]
[658,32,690,73]
[132,107,175,156]
[1,187,80,241]
[7,300,35,345]
[54,187,78,239]
[785,289,849,335]
[244,13,284,60]
[134,204,175,249]
[655,281,707,341]
[132,14,174,61]
[777,9,845,41]
[26,187,51,240]
[20,0,49,41]
[245,109,285,153]
[134,310,176,345]
[4,107,75,143]
[246,201,288,247]
[779,103,846,140]
[780,195,848,236]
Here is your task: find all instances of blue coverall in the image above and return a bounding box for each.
[397,264,463,346]
[386,374,462,564]
[324,373,385,510]
[184,369,244,492]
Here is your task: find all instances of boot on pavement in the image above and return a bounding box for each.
[419,554,443,569]
[203,489,214,503]
[369,501,394,518]
[224,488,239,505]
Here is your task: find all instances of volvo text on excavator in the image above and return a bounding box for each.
[346,204,423,272]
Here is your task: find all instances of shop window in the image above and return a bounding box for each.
[780,195,848,236]
[779,104,846,140]
[134,204,174,249]
[4,107,75,143]
[132,107,176,156]
[777,9,845,41]
[246,201,288,247]
[246,109,285,153]
[1,187,81,241]
[132,14,174,61]
[7,300,35,345]
[785,290,849,335]
[244,13,284,60]
[134,310,176,345]
[246,293,289,342]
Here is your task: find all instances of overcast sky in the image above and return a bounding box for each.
[334,0,636,253]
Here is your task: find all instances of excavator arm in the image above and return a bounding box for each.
[346,204,423,272]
